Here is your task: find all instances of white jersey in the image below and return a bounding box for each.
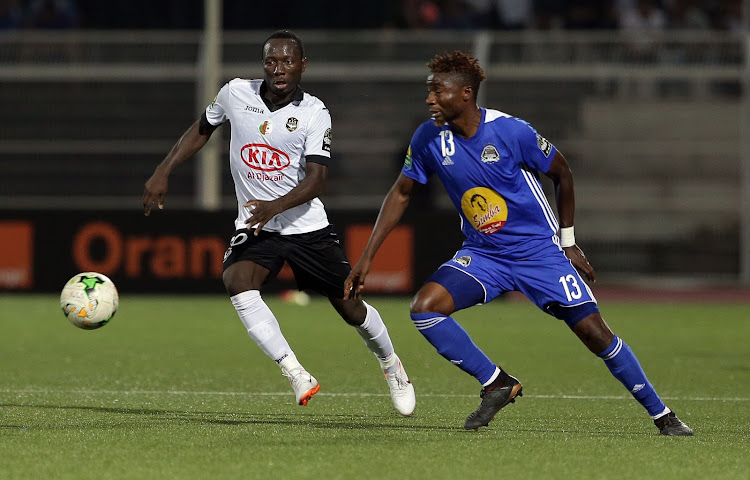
[205,78,332,234]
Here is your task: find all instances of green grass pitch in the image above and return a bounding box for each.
[1,294,749,479]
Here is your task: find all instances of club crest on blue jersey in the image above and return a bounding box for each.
[461,187,508,234]
[480,144,500,163]
[453,255,471,267]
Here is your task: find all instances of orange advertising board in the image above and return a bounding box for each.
[0,221,33,289]
[345,224,413,293]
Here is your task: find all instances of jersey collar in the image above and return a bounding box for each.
[259,81,305,112]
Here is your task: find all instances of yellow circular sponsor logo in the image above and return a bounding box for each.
[461,187,508,234]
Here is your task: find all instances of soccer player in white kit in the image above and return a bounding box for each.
[142,30,415,416]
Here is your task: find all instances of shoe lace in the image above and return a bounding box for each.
[385,365,410,391]
[655,413,676,428]
[480,372,519,398]
[479,383,501,398]
[480,381,509,398]
[284,368,310,389]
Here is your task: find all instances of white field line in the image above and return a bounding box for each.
[0,389,748,402]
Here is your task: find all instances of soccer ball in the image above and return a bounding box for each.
[60,272,119,330]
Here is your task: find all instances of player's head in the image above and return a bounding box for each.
[262,30,307,98]
[425,51,486,126]
[470,193,488,211]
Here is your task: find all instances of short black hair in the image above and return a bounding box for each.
[262,29,305,60]
[427,51,486,99]
[470,194,488,210]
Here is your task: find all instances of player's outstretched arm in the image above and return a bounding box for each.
[345,174,417,298]
[544,150,596,282]
[143,119,217,215]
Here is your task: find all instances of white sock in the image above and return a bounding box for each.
[651,407,672,420]
[482,367,501,387]
[278,354,303,374]
[230,290,294,365]
[354,301,395,364]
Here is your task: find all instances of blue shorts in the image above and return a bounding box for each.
[426,239,599,328]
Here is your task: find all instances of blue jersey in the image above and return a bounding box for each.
[403,108,559,257]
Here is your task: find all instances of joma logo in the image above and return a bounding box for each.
[240,144,291,172]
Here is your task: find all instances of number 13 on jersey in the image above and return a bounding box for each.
[440,130,455,157]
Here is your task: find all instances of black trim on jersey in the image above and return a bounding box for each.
[305,155,329,166]
[198,112,221,136]
[259,81,305,112]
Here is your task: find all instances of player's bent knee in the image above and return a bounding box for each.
[572,312,615,355]
[547,301,600,329]
[329,296,366,325]
[223,263,264,297]
[409,285,455,316]
[222,268,240,296]
[409,300,431,315]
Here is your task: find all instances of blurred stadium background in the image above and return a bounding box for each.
[1,0,748,294]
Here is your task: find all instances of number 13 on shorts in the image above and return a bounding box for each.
[558,274,582,301]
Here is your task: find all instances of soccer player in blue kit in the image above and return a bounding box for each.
[344,51,693,435]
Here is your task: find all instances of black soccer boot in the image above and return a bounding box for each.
[464,370,523,430]
[654,411,694,436]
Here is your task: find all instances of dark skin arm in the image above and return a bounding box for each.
[244,161,329,235]
[143,119,218,215]
[544,150,596,282]
[143,113,327,232]
[344,173,417,298]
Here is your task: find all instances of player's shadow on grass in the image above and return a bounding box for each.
[0,402,456,432]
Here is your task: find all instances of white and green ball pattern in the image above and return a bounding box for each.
[60,272,119,329]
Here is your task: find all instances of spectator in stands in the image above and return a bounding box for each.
[25,0,79,29]
[463,0,498,29]
[532,0,565,29]
[457,0,535,30]
[0,0,22,30]
[666,0,711,29]
[713,0,742,31]
[436,0,478,29]
[618,0,667,61]
[14,0,735,33]
[401,0,441,29]
[494,0,534,29]
[564,0,618,29]
[659,0,711,67]
[20,0,82,63]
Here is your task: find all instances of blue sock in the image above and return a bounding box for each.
[598,335,668,417]
[410,312,497,384]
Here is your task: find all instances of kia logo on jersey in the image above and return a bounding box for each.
[240,144,291,172]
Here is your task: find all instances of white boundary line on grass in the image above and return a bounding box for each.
[1,388,749,402]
